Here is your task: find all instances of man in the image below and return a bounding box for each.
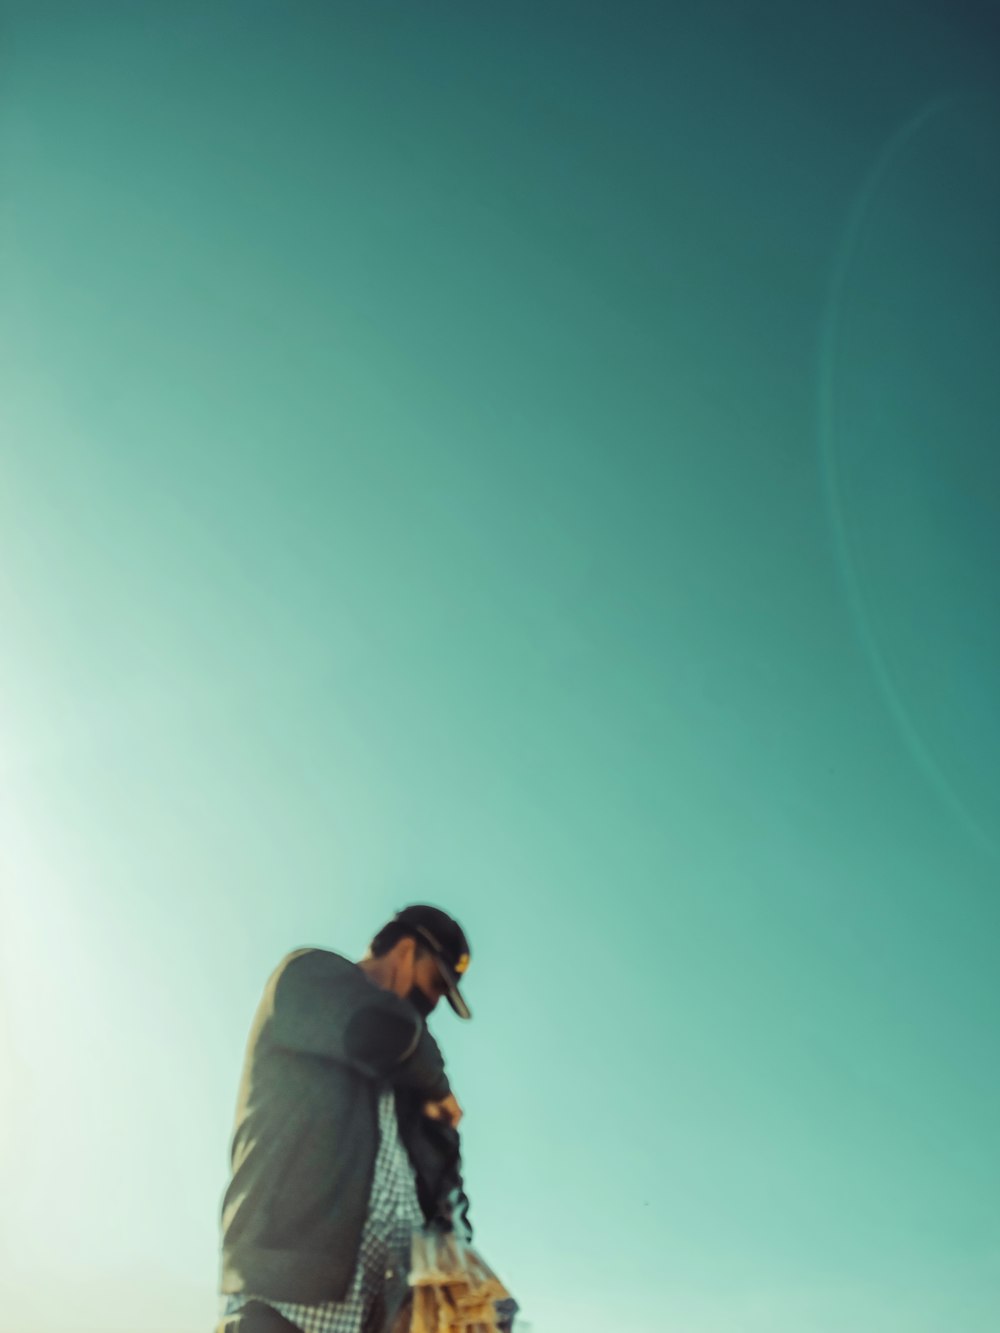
[217,905,474,1333]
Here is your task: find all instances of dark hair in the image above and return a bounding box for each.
[369,921,429,959]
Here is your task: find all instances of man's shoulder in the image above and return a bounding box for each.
[262,947,372,1026]
[282,945,353,967]
[273,946,356,981]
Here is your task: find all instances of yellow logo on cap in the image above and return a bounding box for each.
[454,953,470,975]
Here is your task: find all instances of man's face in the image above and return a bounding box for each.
[407,948,449,1018]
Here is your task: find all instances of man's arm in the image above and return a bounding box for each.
[269,948,450,1101]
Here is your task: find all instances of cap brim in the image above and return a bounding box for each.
[436,958,472,1020]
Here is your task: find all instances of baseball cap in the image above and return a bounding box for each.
[393,904,472,1020]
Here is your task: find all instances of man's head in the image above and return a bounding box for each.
[364,905,472,1020]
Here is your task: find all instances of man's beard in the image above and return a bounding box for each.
[407,986,434,1019]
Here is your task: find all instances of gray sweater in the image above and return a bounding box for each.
[220,949,452,1304]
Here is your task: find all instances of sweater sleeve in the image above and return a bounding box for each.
[269,949,451,1101]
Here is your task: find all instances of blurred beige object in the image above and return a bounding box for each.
[400,1229,514,1333]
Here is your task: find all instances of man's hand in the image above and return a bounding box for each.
[423,1092,463,1128]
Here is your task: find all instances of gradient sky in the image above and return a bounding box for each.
[1,5,998,1332]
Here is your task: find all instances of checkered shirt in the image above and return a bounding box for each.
[223,1087,424,1333]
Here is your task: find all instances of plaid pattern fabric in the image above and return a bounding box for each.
[224,1088,424,1333]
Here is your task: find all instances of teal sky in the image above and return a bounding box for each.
[1,5,998,1331]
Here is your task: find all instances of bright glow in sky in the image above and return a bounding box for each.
[1,5,998,1332]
